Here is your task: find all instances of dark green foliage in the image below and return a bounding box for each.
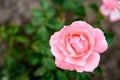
[89,3,99,13]
[92,66,102,75]
[0,0,114,80]
[105,33,114,47]
[76,72,90,80]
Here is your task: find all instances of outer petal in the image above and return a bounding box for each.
[94,29,108,53]
[71,21,95,36]
[84,52,100,72]
[55,59,74,71]
[50,32,65,60]
[109,8,120,22]
[100,5,111,16]
[74,65,85,72]
[65,57,86,66]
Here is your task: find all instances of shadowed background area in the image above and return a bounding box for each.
[0,0,120,80]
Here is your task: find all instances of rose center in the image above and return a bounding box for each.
[69,34,88,54]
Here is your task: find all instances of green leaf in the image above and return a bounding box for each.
[57,71,68,80]
[36,27,49,41]
[10,64,26,78]
[47,18,64,30]
[92,66,102,75]
[4,57,14,70]
[24,24,35,35]
[76,72,90,80]
[39,41,52,56]
[41,73,54,80]
[27,55,39,66]
[30,57,39,66]
[13,50,22,60]
[34,67,46,76]
[12,27,20,34]
[72,4,86,17]
[42,58,56,70]
[12,74,29,80]
[52,0,63,5]
[89,3,99,13]
[31,40,52,56]
[0,26,7,39]
[15,36,29,44]
[39,0,50,10]
[8,37,14,47]
[46,8,55,19]
[105,33,114,47]
[0,69,9,79]
[32,9,44,17]
[31,41,41,53]
[62,0,71,11]
[31,17,44,26]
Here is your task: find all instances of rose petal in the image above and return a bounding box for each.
[94,29,108,53]
[50,32,65,60]
[85,52,100,72]
[66,40,76,55]
[109,8,120,22]
[100,5,111,16]
[71,21,95,36]
[65,57,86,66]
[74,65,85,72]
[55,59,74,71]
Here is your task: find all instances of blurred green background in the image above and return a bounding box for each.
[0,0,119,80]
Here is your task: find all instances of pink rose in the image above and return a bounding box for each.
[49,21,108,72]
[100,0,120,22]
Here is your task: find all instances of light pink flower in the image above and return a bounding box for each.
[100,0,120,22]
[49,21,108,72]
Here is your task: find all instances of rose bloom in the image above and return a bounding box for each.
[100,0,120,22]
[49,21,108,72]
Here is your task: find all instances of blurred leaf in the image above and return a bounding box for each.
[47,18,64,30]
[64,70,76,79]
[39,41,52,56]
[32,9,44,17]
[62,0,71,11]
[8,37,14,47]
[7,24,20,35]
[48,75,54,80]
[89,3,99,13]
[0,26,7,39]
[24,24,35,35]
[31,41,40,53]
[26,54,39,66]
[31,17,44,26]
[76,72,90,80]
[52,0,63,4]
[46,8,55,19]
[0,69,9,78]
[12,75,29,80]
[13,50,22,60]
[10,64,26,79]
[39,0,50,10]
[72,4,86,17]
[41,73,54,80]
[105,33,114,47]
[57,71,68,80]
[4,57,14,70]
[92,66,102,75]
[31,40,51,56]
[15,36,29,44]
[42,58,56,70]
[36,27,49,41]
[12,27,20,34]
[34,67,46,76]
